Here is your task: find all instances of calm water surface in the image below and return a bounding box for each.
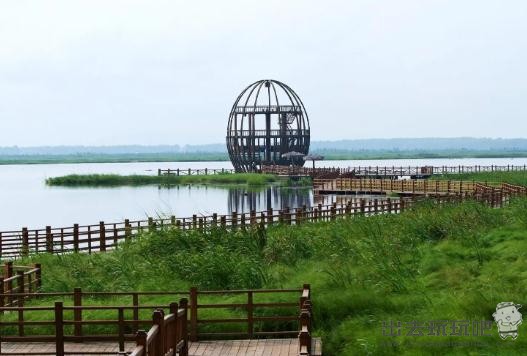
[1,157,526,230]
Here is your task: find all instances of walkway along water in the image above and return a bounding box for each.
[156,164,527,178]
[0,178,526,259]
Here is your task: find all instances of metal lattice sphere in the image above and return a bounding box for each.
[226,79,310,172]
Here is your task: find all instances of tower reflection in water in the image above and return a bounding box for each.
[227,186,312,213]
[226,186,391,214]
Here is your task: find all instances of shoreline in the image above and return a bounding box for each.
[3,151,527,166]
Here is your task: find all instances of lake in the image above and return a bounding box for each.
[1,157,526,231]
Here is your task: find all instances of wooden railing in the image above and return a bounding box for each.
[188,284,311,341]
[0,201,404,259]
[157,164,527,178]
[0,288,187,337]
[0,285,312,354]
[157,168,235,176]
[0,299,187,356]
[129,300,189,356]
[298,287,312,356]
[313,178,477,195]
[2,177,526,259]
[0,262,41,309]
[262,164,527,177]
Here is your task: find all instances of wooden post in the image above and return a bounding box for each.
[4,262,13,306]
[55,302,65,356]
[133,293,139,333]
[22,228,29,257]
[220,216,226,229]
[299,311,312,354]
[136,330,147,350]
[260,212,266,228]
[87,226,92,254]
[148,217,154,232]
[300,283,311,310]
[60,228,64,253]
[190,287,198,341]
[240,214,246,230]
[118,307,125,352]
[17,271,24,336]
[295,208,302,224]
[0,277,4,314]
[153,309,165,352]
[247,291,254,338]
[231,212,238,230]
[212,213,218,228]
[360,199,365,215]
[99,222,106,252]
[170,301,179,341]
[73,287,82,338]
[125,219,131,241]
[73,224,79,253]
[180,298,189,356]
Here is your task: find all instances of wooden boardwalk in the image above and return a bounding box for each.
[0,338,322,355]
[313,178,477,196]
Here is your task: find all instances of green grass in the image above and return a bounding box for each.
[437,171,527,186]
[5,198,527,354]
[45,173,279,187]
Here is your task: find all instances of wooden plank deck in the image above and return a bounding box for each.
[0,338,322,355]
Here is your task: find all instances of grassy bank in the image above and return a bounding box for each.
[45,173,279,187]
[437,171,527,186]
[7,198,527,354]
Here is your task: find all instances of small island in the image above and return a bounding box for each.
[45,173,281,187]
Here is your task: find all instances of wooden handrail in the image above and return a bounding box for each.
[1,262,42,310]
[0,178,524,258]
[0,285,311,352]
[262,164,527,177]
[298,286,313,355]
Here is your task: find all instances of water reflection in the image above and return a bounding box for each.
[227,186,313,213]
[1,157,525,229]
[226,185,391,214]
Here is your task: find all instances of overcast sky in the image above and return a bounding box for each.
[0,0,526,146]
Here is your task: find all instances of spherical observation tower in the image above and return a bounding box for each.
[226,79,310,172]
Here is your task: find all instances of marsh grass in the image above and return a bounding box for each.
[45,173,279,187]
[5,198,527,354]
